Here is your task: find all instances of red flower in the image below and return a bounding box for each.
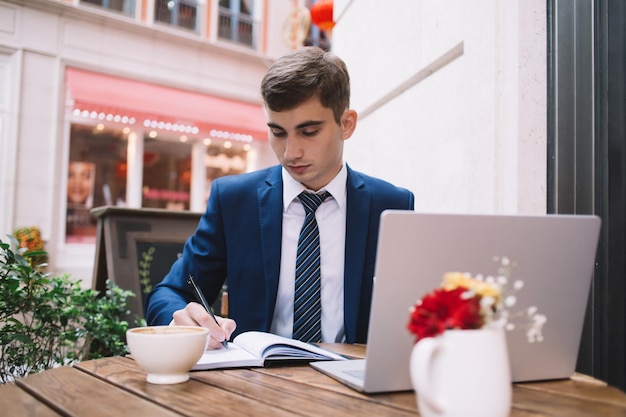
[407,287,484,343]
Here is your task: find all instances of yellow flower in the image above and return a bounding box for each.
[14,227,44,251]
[442,272,501,300]
[13,226,47,268]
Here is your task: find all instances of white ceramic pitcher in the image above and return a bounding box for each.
[410,325,512,417]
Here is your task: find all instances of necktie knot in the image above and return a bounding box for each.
[298,191,331,214]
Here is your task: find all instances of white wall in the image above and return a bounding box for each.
[0,48,19,241]
[333,0,547,215]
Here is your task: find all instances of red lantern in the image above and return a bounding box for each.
[310,0,335,32]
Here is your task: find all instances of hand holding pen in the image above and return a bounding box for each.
[187,275,230,349]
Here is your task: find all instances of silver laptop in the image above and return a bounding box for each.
[311,210,601,393]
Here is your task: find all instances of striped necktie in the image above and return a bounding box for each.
[293,190,331,343]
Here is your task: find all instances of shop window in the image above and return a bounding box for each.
[80,0,136,17]
[154,0,201,32]
[66,124,128,243]
[142,137,192,211]
[205,142,248,203]
[218,0,257,48]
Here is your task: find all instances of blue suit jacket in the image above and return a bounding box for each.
[145,164,414,343]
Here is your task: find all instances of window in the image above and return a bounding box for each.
[205,142,248,203]
[66,124,128,243]
[154,0,202,32]
[80,0,136,17]
[142,138,193,211]
[218,0,257,48]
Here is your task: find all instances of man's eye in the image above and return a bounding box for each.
[271,129,287,137]
[302,129,319,137]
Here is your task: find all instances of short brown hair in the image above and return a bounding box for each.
[260,47,350,124]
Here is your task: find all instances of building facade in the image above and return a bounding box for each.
[0,0,298,283]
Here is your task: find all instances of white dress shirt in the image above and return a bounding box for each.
[270,165,347,342]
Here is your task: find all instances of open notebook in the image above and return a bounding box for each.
[311,211,601,393]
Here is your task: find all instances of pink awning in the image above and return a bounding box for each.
[65,67,268,142]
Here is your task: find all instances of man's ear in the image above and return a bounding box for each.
[341,109,358,139]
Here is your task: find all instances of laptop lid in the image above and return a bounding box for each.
[312,211,601,393]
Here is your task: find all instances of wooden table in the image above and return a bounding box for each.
[2,344,626,416]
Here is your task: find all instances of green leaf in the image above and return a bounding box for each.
[0,238,138,382]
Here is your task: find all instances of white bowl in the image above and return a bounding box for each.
[126,325,210,384]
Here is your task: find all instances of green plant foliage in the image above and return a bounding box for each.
[138,246,155,294]
[0,236,142,383]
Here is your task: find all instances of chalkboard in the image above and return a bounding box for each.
[134,238,184,306]
[128,232,225,317]
[91,206,227,320]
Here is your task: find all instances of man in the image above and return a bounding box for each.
[145,47,414,349]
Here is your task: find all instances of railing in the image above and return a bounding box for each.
[154,0,202,33]
[217,6,257,48]
[80,0,135,17]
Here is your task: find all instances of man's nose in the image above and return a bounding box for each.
[283,136,303,160]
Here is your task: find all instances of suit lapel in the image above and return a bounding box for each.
[258,166,283,327]
[344,167,370,342]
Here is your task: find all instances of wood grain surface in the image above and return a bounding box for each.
[0,343,624,417]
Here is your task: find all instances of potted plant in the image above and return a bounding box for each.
[0,235,142,383]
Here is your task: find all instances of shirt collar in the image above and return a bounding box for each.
[282,164,347,211]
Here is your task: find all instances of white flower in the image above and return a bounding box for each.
[504,295,517,307]
[526,314,547,343]
[480,296,497,309]
[486,257,546,343]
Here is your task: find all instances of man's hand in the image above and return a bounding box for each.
[172,302,237,350]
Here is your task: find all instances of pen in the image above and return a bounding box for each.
[187,275,229,349]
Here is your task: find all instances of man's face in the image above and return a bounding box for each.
[265,96,356,191]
